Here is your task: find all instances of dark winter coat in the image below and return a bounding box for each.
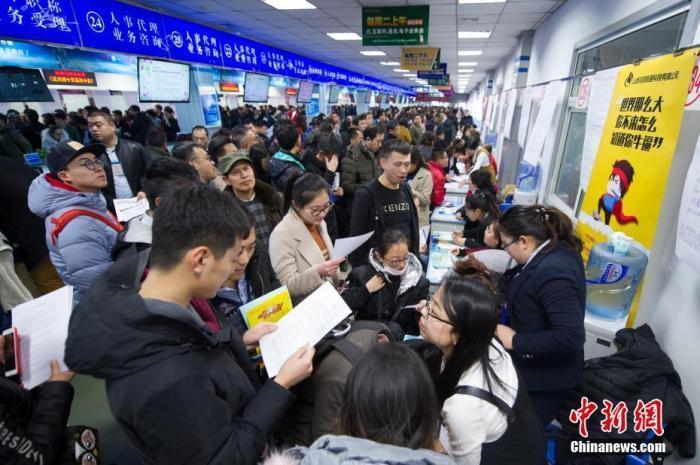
[0,158,49,270]
[348,180,419,267]
[556,324,696,464]
[99,138,152,208]
[0,126,32,161]
[340,142,381,199]
[342,252,428,339]
[0,378,74,465]
[504,243,586,393]
[224,180,283,231]
[269,149,305,192]
[64,248,295,465]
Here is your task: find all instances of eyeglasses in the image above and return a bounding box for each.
[383,256,409,268]
[305,201,334,217]
[72,158,105,171]
[501,238,518,250]
[418,298,454,326]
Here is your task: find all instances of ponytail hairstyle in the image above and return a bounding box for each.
[283,172,331,215]
[498,204,583,253]
[469,169,494,191]
[464,190,500,219]
[437,257,510,403]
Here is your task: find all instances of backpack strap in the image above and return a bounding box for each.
[453,385,515,423]
[50,209,124,246]
[331,338,365,365]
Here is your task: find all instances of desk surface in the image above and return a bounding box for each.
[426,231,458,285]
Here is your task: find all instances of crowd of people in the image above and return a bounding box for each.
[0,100,587,465]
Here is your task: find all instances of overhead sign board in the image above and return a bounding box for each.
[362,6,429,46]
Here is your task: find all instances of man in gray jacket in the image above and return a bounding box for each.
[340,126,384,203]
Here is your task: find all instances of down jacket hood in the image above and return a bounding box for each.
[264,435,456,465]
[368,248,422,296]
[27,173,106,219]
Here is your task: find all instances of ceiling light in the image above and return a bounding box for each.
[458,62,478,66]
[458,31,491,39]
[459,0,506,3]
[458,69,474,73]
[404,73,417,77]
[394,68,409,73]
[381,61,400,66]
[326,32,362,41]
[361,50,386,56]
[261,0,316,9]
[459,50,483,56]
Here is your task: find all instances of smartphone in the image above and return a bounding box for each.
[2,328,20,377]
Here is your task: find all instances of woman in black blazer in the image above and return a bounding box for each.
[496,205,586,426]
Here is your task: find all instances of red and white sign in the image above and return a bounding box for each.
[219,81,240,93]
[286,87,297,96]
[576,77,591,109]
[685,53,700,111]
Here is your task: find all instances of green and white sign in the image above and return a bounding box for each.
[362,5,430,46]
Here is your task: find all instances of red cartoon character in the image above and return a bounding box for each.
[594,160,638,226]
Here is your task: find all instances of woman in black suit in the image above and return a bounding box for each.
[496,205,586,426]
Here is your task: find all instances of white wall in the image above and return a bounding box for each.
[528,0,660,85]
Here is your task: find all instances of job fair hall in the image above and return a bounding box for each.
[0,1,699,465]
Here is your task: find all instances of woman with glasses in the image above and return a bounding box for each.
[418,257,545,465]
[453,191,500,251]
[28,141,122,304]
[342,229,429,340]
[270,172,344,302]
[496,204,586,426]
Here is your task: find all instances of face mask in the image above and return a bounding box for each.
[384,262,408,276]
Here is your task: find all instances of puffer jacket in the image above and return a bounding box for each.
[264,435,456,465]
[340,142,381,199]
[27,174,119,303]
[342,250,428,339]
[269,150,305,192]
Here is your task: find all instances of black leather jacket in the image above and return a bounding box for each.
[100,138,152,208]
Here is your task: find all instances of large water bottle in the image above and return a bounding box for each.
[585,233,648,320]
[516,161,540,192]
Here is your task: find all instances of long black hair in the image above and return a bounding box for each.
[464,190,500,219]
[339,343,439,449]
[498,204,583,253]
[437,257,510,403]
[470,169,494,192]
[283,172,331,214]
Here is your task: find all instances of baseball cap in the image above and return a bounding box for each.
[218,149,252,175]
[47,141,106,175]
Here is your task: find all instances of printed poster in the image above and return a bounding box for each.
[675,135,700,275]
[576,52,695,324]
[198,85,221,127]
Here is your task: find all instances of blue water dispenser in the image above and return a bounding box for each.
[585,233,648,320]
[513,161,540,205]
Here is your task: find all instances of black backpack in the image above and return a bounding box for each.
[312,319,394,366]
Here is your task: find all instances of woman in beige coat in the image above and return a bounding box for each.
[408,147,434,228]
[269,172,344,302]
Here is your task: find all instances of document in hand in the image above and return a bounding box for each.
[259,282,351,377]
[11,286,73,389]
[331,231,374,260]
[238,286,293,328]
[113,196,150,223]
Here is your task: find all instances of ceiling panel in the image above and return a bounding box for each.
[132,0,564,92]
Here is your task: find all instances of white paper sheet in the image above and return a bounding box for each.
[579,67,621,189]
[419,225,431,247]
[675,135,700,274]
[113,197,150,223]
[518,88,533,147]
[12,286,73,389]
[331,231,374,260]
[522,81,566,165]
[259,282,351,377]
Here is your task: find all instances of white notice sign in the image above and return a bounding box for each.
[675,135,700,275]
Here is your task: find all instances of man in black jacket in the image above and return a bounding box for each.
[0,157,63,294]
[348,140,419,267]
[65,184,314,465]
[126,105,152,145]
[87,111,151,206]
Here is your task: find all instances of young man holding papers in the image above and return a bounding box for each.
[65,184,314,465]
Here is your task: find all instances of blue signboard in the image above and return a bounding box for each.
[164,16,223,68]
[417,63,446,80]
[0,0,81,47]
[72,0,169,59]
[0,0,411,95]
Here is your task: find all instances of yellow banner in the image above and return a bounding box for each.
[576,51,695,324]
[401,47,439,71]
